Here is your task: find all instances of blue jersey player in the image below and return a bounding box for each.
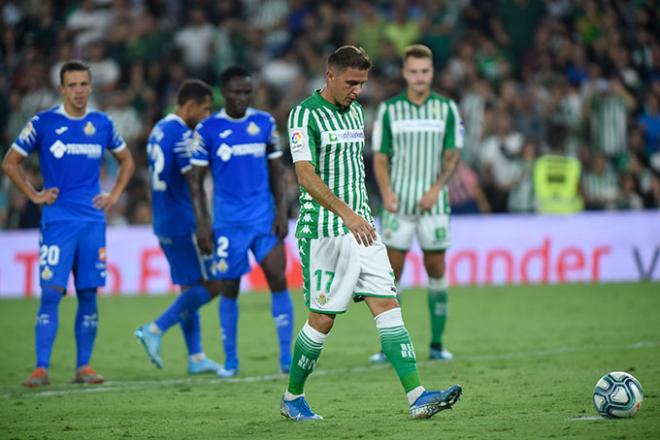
[190,66,294,376]
[134,80,224,374]
[2,61,135,387]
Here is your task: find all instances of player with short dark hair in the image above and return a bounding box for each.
[134,79,227,374]
[370,44,463,364]
[2,60,135,387]
[190,66,293,377]
[279,46,462,421]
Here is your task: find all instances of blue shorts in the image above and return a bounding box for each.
[39,221,106,290]
[212,221,280,280]
[158,234,217,286]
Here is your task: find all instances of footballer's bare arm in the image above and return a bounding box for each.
[186,165,213,254]
[418,149,460,211]
[268,156,289,240]
[373,152,398,213]
[2,148,59,205]
[295,161,376,246]
[95,147,135,209]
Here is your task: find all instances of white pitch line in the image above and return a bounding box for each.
[568,416,605,421]
[5,340,659,399]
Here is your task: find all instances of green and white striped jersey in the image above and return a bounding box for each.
[590,94,628,157]
[372,92,464,215]
[288,90,373,238]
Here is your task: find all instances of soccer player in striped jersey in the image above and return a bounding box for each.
[3,61,135,387]
[190,66,294,377]
[370,44,462,363]
[280,46,461,421]
[135,79,224,374]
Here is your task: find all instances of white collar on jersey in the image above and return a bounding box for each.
[216,108,255,122]
[164,113,187,127]
[56,104,90,120]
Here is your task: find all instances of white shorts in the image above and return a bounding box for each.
[298,234,397,314]
[380,211,451,252]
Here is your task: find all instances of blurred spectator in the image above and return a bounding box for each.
[448,162,491,215]
[492,0,545,69]
[104,90,143,147]
[585,77,636,159]
[507,139,537,213]
[460,78,492,167]
[616,172,644,211]
[420,0,460,67]
[637,94,660,157]
[479,111,524,212]
[383,0,420,55]
[2,1,659,229]
[533,137,583,215]
[582,151,619,210]
[349,1,384,63]
[174,7,214,79]
[85,40,121,91]
[5,180,40,229]
[66,0,114,49]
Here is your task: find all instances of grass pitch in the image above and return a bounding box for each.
[1,283,659,439]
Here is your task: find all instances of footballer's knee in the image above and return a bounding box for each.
[365,296,399,317]
[218,280,240,299]
[423,251,446,278]
[265,271,287,292]
[308,312,335,334]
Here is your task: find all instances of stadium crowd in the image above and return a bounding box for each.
[1,0,659,229]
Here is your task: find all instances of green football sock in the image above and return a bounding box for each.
[428,278,448,346]
[377,309,421,392]
[287,322,326,395]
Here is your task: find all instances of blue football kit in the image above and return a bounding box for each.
[12,104,126,290]
[11,104,125,371]
[146,113,214,286]
[190,107,293,374]
[191,108,283,280]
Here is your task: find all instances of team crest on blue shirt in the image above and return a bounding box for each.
[84,121,96,136]
[41,266,53,281]
[247,121,260,136]
[217,259,228,273]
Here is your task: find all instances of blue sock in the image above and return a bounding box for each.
[219,296,238,369]
[271,289,294,367]
[35,287,63,369]
[155,285,212,333]
[180,310,202,356]
[75,288,98,368]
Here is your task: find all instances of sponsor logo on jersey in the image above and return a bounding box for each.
[219,129,232,138]
[290,129,304,152]
[84,121,96,136]
[55,126,69,135]
[49,140,102,159]
[41,266,53,281]
[321,129,364,145]
[217,143,232,161]
[247,121,260,136]
[50,140,67,159]
[217,142,266,161]
[391,119,444,134]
